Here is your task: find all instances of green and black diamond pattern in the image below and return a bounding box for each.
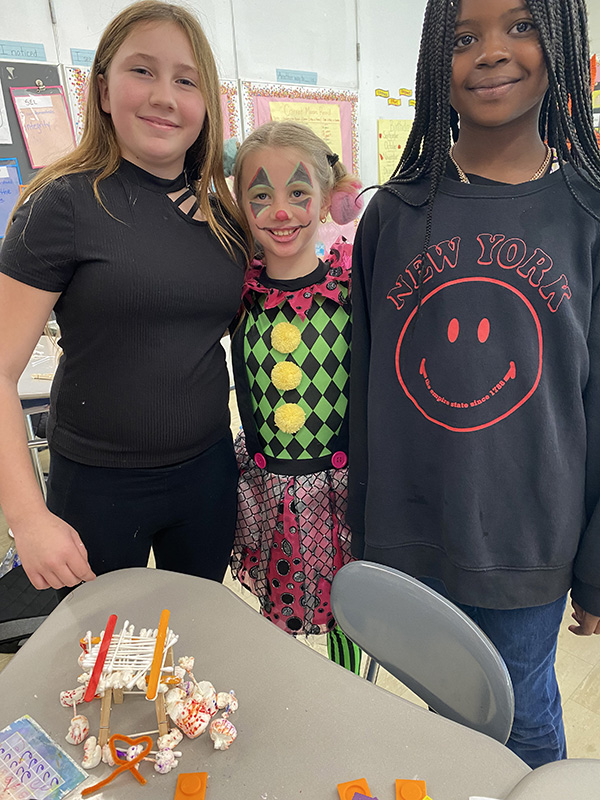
[244,291,351,460]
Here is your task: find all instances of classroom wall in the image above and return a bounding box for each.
[1,0,599,193]
[0,0,426,193]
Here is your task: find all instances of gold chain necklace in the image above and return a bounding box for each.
[449,144,552,184]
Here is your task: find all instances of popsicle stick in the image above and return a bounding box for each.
[84,614,117,702]
[146,609,170,701]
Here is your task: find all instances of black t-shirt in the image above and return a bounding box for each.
[0,160,245,467]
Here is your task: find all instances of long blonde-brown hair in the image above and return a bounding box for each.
[9,0,250,260]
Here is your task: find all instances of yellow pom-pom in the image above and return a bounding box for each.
[271,361,302,391]
[274,403,306,434]
[271,322,301,354]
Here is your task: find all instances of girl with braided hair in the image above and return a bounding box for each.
[349,0,600,768]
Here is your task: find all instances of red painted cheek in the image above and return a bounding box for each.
[478,318,490,343]
[447,318,459,342]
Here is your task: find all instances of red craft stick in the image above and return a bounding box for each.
[84,614,117,702]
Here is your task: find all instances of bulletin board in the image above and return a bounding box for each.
[240,81,359,176]
[0,61,73,184]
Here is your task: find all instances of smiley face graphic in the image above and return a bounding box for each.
[395,278,543,431]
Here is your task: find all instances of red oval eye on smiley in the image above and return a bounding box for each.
[447,318,459,343]
[478,318,490,343]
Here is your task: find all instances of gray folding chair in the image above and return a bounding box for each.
[331,560,514,743]
[504,758,600,798]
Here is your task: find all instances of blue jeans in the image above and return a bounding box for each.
[424,578,567,769]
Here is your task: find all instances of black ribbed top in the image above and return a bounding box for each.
[0,160,245,467]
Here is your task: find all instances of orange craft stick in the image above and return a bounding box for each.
[81,733,153,797]
[84,614,117,702]
[146,608,170,701]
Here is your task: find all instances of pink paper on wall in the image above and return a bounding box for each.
[10,86,76,169]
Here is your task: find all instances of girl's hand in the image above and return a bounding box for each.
[568,600,600,636]
[12,510,96,590]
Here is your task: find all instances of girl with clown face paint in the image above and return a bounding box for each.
[230,121,365,672]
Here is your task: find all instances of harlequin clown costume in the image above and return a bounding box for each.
[231,237,360,671]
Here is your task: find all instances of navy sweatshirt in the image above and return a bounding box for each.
[348,165,600,614]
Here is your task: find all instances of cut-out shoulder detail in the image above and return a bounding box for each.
[168,188,206,221]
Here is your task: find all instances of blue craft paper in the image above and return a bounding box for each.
[0,158,22,239]
[0,715,87,799]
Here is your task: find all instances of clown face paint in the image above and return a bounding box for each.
[396,278,543,432]
[241,147,328,279]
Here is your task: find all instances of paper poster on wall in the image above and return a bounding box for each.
[0,157,22,237]
[63,65,90,143]
[269,101,344,162]
[241,82,359,175]
[10,86,76,169]
[0,78,12,144]
[377,118,413,183]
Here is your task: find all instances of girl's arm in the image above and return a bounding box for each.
[347,195,379,557]
[0,273,95,590]
[570,282,600,635]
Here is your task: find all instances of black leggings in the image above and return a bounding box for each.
[47,436,237,584]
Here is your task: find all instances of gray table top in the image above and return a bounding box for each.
[0,568,530,800]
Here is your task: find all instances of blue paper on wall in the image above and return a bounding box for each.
[0,157,22,238]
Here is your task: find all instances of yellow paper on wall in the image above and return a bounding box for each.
[377,118,413,183]
[269,102,343,161]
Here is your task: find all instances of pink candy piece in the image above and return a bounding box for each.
[60,686,85,708]
[216,690,238,716]
[157,728,183,751]
[82,736,101,769]
[209,717,237,750]
[178,656,195,672]
[65,714,89,745]
[170,697,211,739]
[101,743,116,765]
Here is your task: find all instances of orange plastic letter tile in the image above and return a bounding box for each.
[337,778,371,799]
[174,772,208,799]
[395,778,428,800]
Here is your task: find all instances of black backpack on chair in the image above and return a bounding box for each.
[0,565,59,653]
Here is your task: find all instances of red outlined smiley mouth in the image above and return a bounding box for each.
[419,357,517,407]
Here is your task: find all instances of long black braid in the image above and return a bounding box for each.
[387,0,600,279]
